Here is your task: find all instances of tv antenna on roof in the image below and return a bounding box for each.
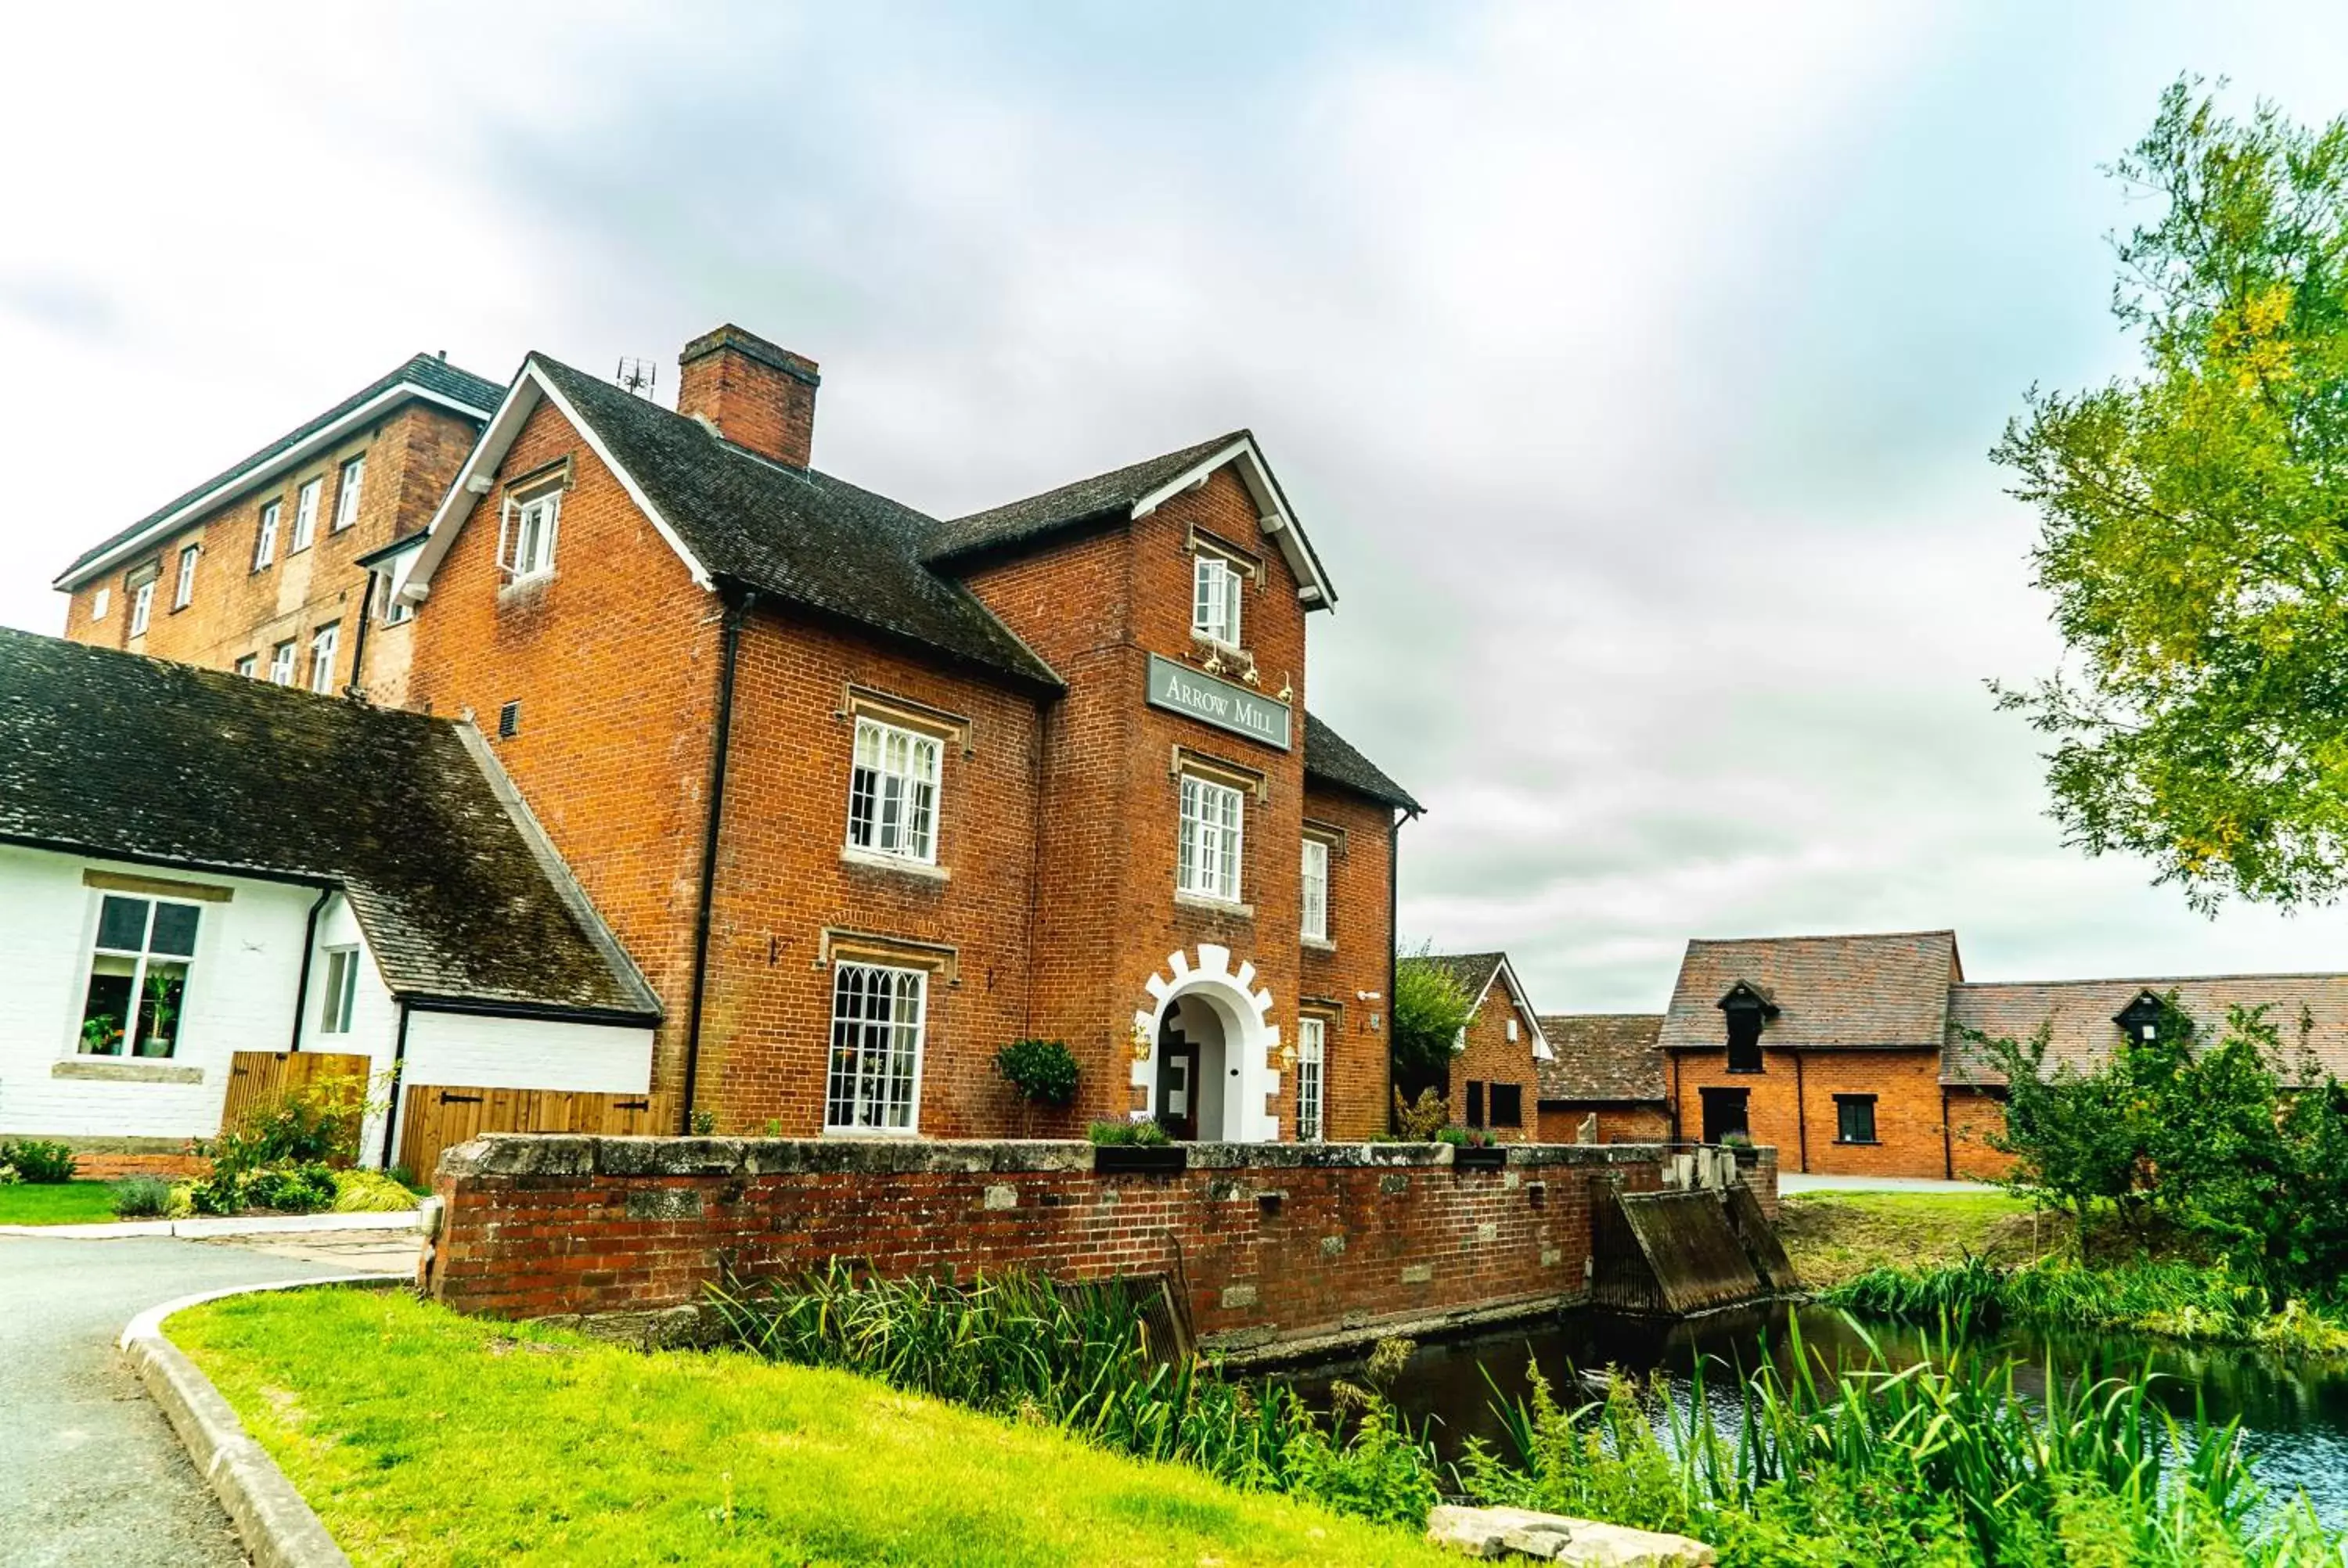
[616,357,657,399]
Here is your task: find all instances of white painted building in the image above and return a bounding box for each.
[0,629,660,1169]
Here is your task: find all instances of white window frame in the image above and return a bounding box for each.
[1191,552,1242,647]
[318,946,360,1034]
[254,500,281,568]
[91,587,110,620]
[1295,1014,1327,1142]
[845,717,943,865]
[308,624,340,695]
[173,543,200,610]
[76,892,202,1059]
[498,490,561,581]
[1301,837,1331,942]
[268,640,297,686]
[1177,773,1244,902]
[333,455,366,532]
[824,960,927,1134]
[291,477,322,552]
[128,580,155,637]
[234,655,257,678]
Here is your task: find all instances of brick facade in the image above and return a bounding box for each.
[1451,984,1543,1144]
[1536,1102,1671,1145]
[1667,1046,1948,1177]
[423,1135,1777,1348]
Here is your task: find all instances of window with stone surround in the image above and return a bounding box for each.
[1300,837,1330,942]
[1295,1015,1327,1142]
[1192,552,1242,647]
[308,622,339,695]
[333,455,366,531]
[846,717,941,864]
[268,639,297,686]
[254,499,281,569]
[234,655,257,678]
[291,476,323,552]
[1178,773,1244,902]
[173,543,199,610]
[77,893,200,1059]
[128,578,154,637]
[825,961,926,1133]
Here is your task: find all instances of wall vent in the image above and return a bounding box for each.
[498,700,520,739]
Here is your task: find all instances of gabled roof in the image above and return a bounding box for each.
[924,430,1338,610]
[1536,1014,1666,1104]
[1659,931,1960,1054]
[1946,973,2348,1087]
[405,356,1061,691]
[1302,711,1421,814]
[1425,951,1554,1061]
[0,627,658,1021]
[55,353,502,589]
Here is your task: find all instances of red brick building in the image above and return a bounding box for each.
[1424,953,1550,1142]
[52,323,1417,1146]
[1535,1014,1669,1144]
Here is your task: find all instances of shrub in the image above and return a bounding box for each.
[994,1038,1080,1107]
[110,1175,176,1219]
[192,1161,337,1217]
[0,1138,79,1184]
[1087,1118,1172,1147]
[1391,946,1475,1080]
[1391,1088,1449,1141]
[203,1076,368,1176]
[330,1168,421,1213]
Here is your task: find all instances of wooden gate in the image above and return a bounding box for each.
[395,1084,657,1180]
[220,1050,373,1145]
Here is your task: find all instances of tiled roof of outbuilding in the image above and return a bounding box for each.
[0,628,659,1020]
[1536,1014,1666,1103]
[1302,712,1421,813]
[1945,973,2348,1086]
[1659,931,1959,1053]
[1426,951,1507,1002]
[531,356,1062,690]
[56,353,503,586]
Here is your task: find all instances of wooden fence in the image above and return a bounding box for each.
[395,1084,657,1180]
[220,1050,373,1149]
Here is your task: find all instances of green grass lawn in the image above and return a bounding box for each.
[174,1289,1455,1567]
[1778,1190,2061,1287]
[0,1181,120,1225]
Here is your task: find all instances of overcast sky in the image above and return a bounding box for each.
[6,2,2348,1011]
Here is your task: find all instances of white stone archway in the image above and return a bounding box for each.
[1131,944,1280,1143]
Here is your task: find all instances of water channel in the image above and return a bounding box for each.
[1286,1302,2348,1527]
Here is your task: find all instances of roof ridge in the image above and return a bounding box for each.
[1687,929,1958,945]
[1956,971,2348,991]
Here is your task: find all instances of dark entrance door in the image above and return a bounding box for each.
[1699,1086,1749,1145]
[1155,1016,1198,1140]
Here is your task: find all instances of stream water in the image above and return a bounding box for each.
[1285,1303,2348,1527]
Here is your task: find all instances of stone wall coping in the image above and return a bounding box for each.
[438,1133,1766,1181]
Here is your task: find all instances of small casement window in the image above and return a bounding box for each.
[318,947,361,1034]
[1699,1085,1750,1144]
[1465,1080,1487,1128]
[846,717,942,863]
[1489,1082,1524,1129]
[268,640,297,686]
[78,893,200,1059]
[1725,1007,1764,1073]
[128,580,155,637]
[234,655,257,678]
[1177,773,1244,901]
[333,455,366,531]
[825,961,926,1132]
[1506,1016,1519,1043]
[291,477,323,552]
[1191,552,1243,646]
[379,571,414,625]
[254,499,281,568]
[308,623,340,695]
[1300,837,1331,941]
[1835,1094,1878,1145]
[92,587,110,620]
[173,544,200,610]
[499,489,560,581]
[1295,1015,1327,1142]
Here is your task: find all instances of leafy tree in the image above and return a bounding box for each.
[1993,79,2348,909]
[1391,946,1474,1081]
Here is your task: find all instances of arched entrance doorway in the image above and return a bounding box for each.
[1130,944,1280,1143]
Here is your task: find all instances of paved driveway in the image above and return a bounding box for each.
[0,1235,391,1568]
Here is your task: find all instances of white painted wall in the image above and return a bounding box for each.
[0,844,321,1142]
[398,1012,654,1095]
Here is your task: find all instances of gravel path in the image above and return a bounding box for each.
[0,1235,380,1568]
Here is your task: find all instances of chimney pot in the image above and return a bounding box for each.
[675,324,820,467]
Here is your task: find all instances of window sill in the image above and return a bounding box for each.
[498,571,557,602]
[1175,891,1253,919]
[53,1058,203,1085]
[1725,1066,1765,1075]
[822,1125,922,1139]
[1834,1138,1880,1146]
[1302,935,1336,954]
[840,846,949,883]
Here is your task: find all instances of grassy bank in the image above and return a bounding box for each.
[0,1180,117,1225]
[1777,1191,2056,1288]
[172,1288,1453,1567]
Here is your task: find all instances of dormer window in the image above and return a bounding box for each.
[1719,980,1777,1074]
[2116,991,2177,1045]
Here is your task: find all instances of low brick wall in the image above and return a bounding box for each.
[425,1138,1779,1356]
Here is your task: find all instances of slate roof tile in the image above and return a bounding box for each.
[1659,931,1959,1054]
[1946,974,2348,1085]
[1536,1014,1666,1102]
[923,433,1244,564]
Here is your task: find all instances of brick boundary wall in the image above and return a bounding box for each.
[424,1138,1779,1356]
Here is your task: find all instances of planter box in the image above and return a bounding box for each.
[1451,1145,1508,1171]
[1093,1145,1187,1175]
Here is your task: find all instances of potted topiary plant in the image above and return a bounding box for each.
[995,1038,1080,1135]
[1088,1117,1185,1174]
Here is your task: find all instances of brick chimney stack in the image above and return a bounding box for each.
[676,324,820,468]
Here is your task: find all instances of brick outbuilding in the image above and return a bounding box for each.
[1424,952,1550,1142]
[1535,1014,1669,1144]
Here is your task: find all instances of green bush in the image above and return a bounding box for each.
[0,1138,79,1184]
[330,1168,421,1213]
[1391,1088,1449,1141]
[202,1077,367,1176]
[1391,947,1474,1080]
[192,1161,337,1217]
[110,1175,176,1219]
[1087,1117,1172,1147]
[995,1038,1081,1107]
